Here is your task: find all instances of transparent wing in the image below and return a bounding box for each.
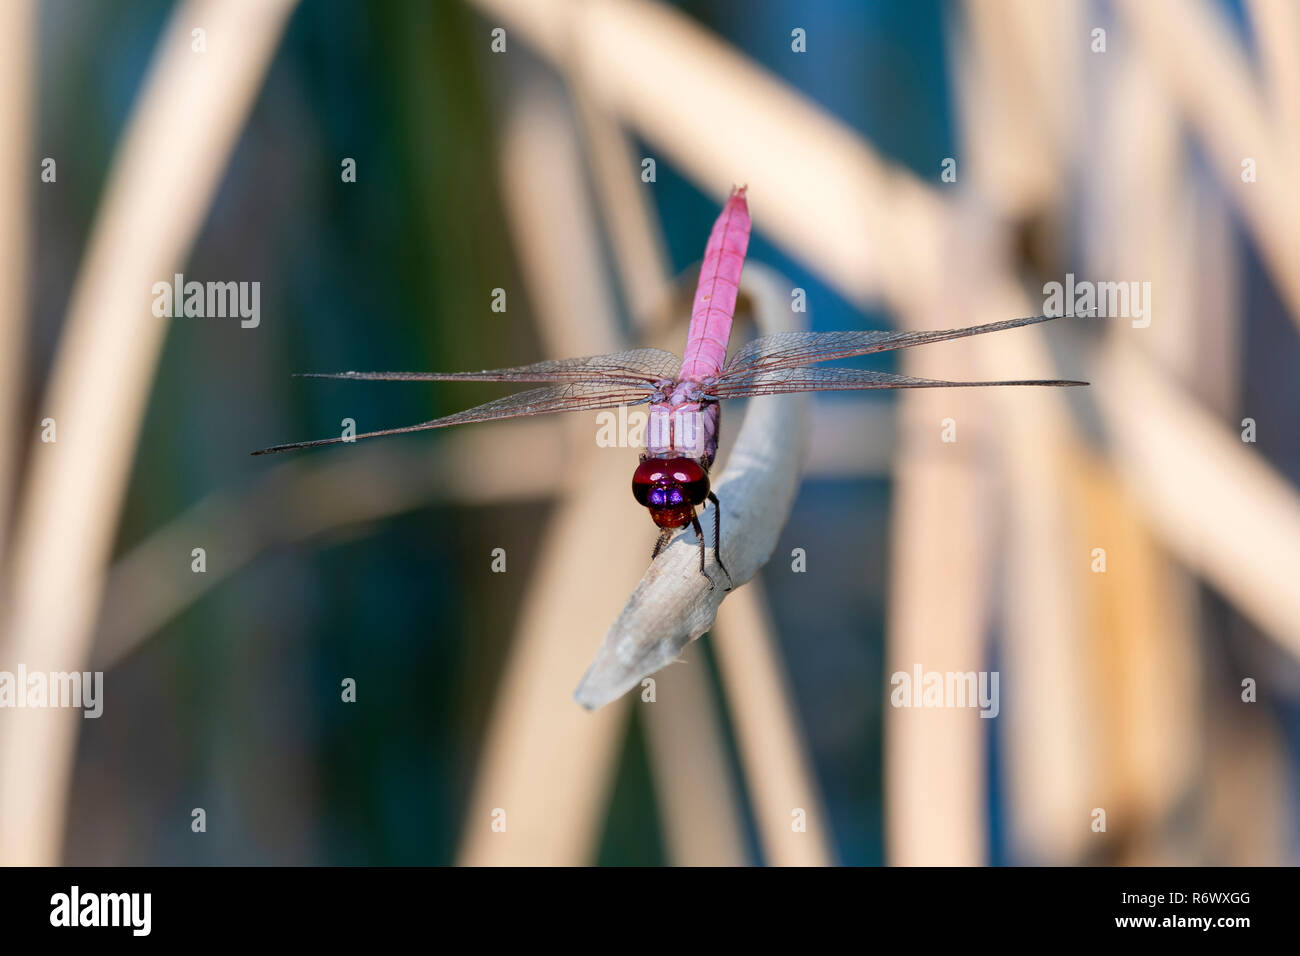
[253,381,652,455]
[299,347,682,388]
[705,365,1086,400]
[718,313,1071,380]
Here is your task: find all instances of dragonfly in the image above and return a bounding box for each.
[254,187,1086,586]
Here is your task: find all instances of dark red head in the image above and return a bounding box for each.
[632,457,710,529]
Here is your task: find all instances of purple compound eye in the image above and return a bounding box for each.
[633,457,710,517]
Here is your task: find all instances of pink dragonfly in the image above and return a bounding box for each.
[254,187,1085,586]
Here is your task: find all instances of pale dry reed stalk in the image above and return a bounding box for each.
[1117,0,1300,327]
[0,0,299,865]
[882,240,1001,863]
[941,5,1082,865]
[0,0,34,579]
[639,662,751,866]
[569,86,673,331]
[969,278,1092,865]
[1096,340,1300,657]
[1067,446,1200,864]
[883,0,1088,864]
[966,7,1293,859]
[1245,0,1300,168]
[457,88,638,865]
[959,0,1082,218]
[1081,36,1241,861]
[467,0,946,313]
[1081,1,1300,665]
[960,0,1177,865]
[713,586,836,865]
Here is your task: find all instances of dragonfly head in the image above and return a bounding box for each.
[632,456,709,529]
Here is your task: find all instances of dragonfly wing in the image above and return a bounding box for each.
[706,365,1087,399]
[718,313,1074,379]
[298,347,682,388]
[253,381,652,455]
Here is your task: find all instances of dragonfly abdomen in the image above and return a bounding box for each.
[679,187,751,383]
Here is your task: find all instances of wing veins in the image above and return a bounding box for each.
[718,313,1076,379]
[252,382,648,455]
[706,365,1087,399]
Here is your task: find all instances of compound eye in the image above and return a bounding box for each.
[670,459,705,483]
[632,459,667,506]
[633,457,708,509]
[633,459,666,483]
[661,458,710,506]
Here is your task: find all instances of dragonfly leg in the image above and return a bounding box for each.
[707,491,733,590]
[689,512,711,584]
[650,527,675,561]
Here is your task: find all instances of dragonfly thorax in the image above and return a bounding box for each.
[632,456,710,529]
[649,378,712,406]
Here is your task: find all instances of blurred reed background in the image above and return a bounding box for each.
[0,0,1297,865]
